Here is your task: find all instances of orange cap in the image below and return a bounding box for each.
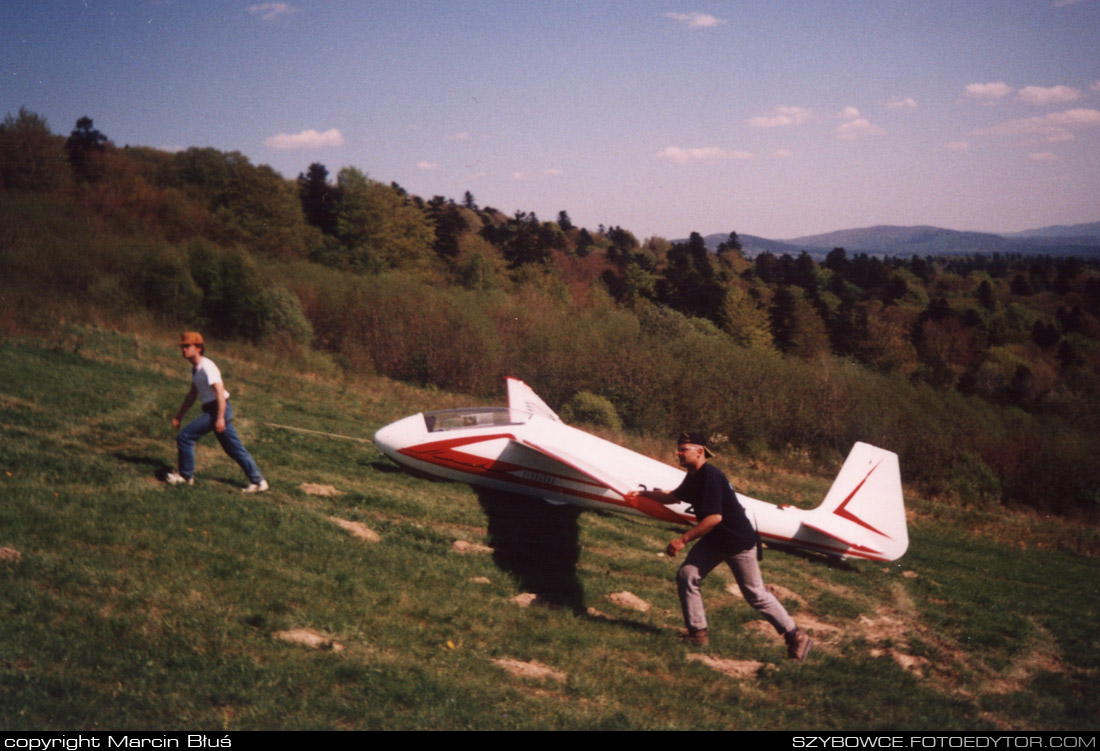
[180,331,204,346]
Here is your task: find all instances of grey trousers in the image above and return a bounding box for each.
[676,535,795,635]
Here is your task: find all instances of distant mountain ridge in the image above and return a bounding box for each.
[699,221,1100,259]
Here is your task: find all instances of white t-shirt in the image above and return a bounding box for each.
[192,357,230,405]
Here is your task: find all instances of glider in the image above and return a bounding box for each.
[374,378,908,562]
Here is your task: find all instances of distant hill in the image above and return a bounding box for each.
[782,226,1014,257]
[699,221,1100,259]
[1005,221,1100,240]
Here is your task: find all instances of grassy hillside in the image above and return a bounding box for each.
[0,327,1096,730]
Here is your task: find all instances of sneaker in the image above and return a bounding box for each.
[165,471,193,486]
[242,480,269,493]
[678,628,709,646]
[786,629,813,661]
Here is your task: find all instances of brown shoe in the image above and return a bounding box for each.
[679,628,709,646]
[786,629,813,661]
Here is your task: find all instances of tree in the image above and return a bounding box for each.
[297,162,338,234]
[977,279,996,311]
[769,286,829,359]
[0,108,72,191]
[65,116,109,182]
[716,231,743,257]
[720,286,774,351]
[329,167,435,271]
[557,210,574,232]
[824,247,848,274]
[658,233,723,321]
[426,196,465,259]
[1010,273,1031,296]
[214,158,311,257]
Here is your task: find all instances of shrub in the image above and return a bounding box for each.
[560,392,622,430]
[950,452,1002,507]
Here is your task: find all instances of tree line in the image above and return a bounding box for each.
[3,108,1100,519]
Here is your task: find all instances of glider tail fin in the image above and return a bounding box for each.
[507,377,562,423]
[810,442,908,561]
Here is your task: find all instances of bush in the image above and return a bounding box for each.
[135,246,202,321]
[560,391,622,430]
[950,452,1002,507]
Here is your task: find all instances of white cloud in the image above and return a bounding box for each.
[837,106,862,120]
[1029,151,1058,161]
[961,82,1012,102]
[512,171,528,181]
[417,161,439,170]
[447,132,471,141]
[944,140,970,151]
[248,3,294,22]
[773,148,794,159]
[835,118,885,140]
[1091,81,1100,94]
[656,146,753,164]
[885,96,917,110]
[1052,0,1082,6]
[748,106,812,128]
[1017,85,1080,106]
[971,108,1100,142]
[543,168,562,176]
[264,128,344,150]
[664,12,726,28]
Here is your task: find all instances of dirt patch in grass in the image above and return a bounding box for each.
[302,483,340,496]
[607,591,650,612]
[687,653,769,679]
[452,539,493,554]
[510,593,563,609]
[0,547,21,562]
[273,628,345,652]
[327,516,380,542]
[981,621,1066,695]
[492,657,567,683]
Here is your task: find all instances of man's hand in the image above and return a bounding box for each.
[666,537,685,558]
[172,416,181,430]
[215,417,226,433]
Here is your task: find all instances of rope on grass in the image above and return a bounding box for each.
[263,422,372,443]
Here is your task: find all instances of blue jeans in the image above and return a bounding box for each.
[177,401,263,484]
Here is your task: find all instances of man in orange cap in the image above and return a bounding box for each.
[166,332,268,492]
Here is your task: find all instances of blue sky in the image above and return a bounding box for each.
[4,1,1099,239]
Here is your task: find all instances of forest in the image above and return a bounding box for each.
[3,107,1100,518]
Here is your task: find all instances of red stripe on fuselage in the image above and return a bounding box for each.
[758,531,890,562]
[398,433,643,511]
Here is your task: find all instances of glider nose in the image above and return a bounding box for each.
[373,414,425,460]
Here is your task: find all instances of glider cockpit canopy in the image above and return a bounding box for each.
[423,407,529,433]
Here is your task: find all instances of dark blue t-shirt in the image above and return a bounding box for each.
[674,463,757,553]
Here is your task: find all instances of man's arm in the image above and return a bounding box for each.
[213,381,227,433]
[173,385,198,430]
[665,513,722,558]
[636,488,680,506]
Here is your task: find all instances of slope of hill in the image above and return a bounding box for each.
[0,329,1096,730]
[703,222,1100,258]
[1005,221,1100,241]
[783,226,1014,256]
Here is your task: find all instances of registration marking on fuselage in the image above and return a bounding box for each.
[519,470,558,485]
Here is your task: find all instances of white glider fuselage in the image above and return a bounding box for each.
[374,379,908,562]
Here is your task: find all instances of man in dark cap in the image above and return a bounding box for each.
[631,432,811,659]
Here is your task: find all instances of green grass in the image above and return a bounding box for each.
[0,328,1097,730]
